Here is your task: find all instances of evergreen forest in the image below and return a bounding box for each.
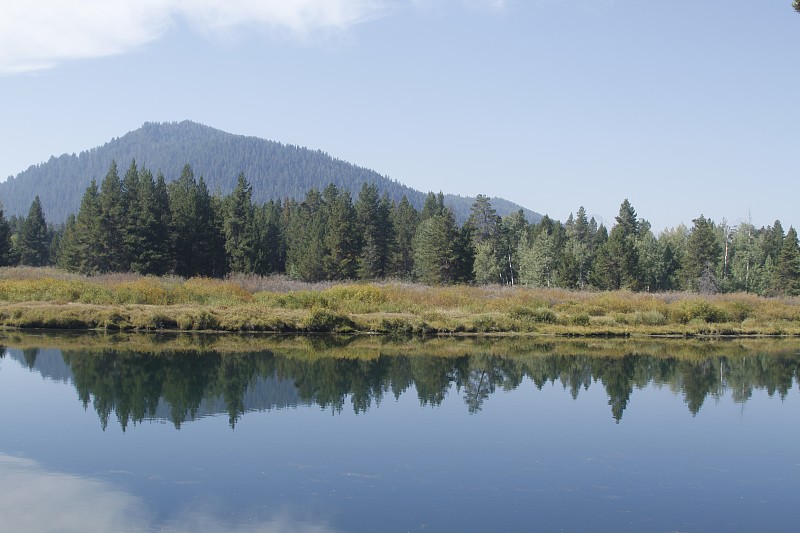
[0,121,537,225]
[2,159,799,298]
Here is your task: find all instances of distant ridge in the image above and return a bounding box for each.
[0,121,541,225]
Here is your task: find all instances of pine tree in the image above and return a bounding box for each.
[323,185,358,280]
[56,214,81,271]
[467,195,502,284]
[682,215,722,292]
[592,200,640,290]
[71,180,103,274]
[420,191,445,221]
[18,196,50,266]
[412,209,459,284]
[224,173,255,273]
[770,226,800,296]
[129,169,172,275]
[0,203,13,266]
[121,160,141,268]
[563,206,592,289]
[355,183,391,279]
[388,196,418,279]
[761,220,784,265]
[169,165,199,277]
[286,188,327,281]
[197,178,228,277]
[252,200,286,275]
[96,161,126,272]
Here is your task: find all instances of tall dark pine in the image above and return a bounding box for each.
[323,185,358,280]
[388,196,418,279]
[18,196,50,266]
[413,208,459,284]
[592,199,640,290]
[224,173,255,273]
[130,169,172,275]
[169,165,199,277]
[0,203,13,266]
[252,200,285,275]
[682,215,722,292]
[97,161,126,272]
[770,226,800,296]
[56,214,81,271]
[121,160,141,268]
[286,188,327,281]
[355,183,391,280]
[72,180,103,274]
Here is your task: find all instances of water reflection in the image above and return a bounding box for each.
[4,335,800,429]
[0,453,340,533]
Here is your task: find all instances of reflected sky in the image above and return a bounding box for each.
[2,340,800,532]
[0,453,340,533]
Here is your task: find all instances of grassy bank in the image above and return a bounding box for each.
[0,267,798,336]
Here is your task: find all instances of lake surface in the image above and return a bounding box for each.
[1,334,799,532]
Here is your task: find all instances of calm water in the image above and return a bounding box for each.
[1,334,799,532]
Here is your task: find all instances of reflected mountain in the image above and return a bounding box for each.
[4,336,800,429]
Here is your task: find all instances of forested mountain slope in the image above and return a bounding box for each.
[0,121,540,225]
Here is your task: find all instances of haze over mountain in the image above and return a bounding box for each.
[0,121,540,225]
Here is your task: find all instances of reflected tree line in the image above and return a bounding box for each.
[7,344,800,429]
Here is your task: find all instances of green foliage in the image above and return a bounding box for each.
[388,196,418,279]
[473,241,502,284]
[224,173,256,273]
[592,200,640,290]
[682,215,722,292]
[4,143,799,298]
[0,204,14,266]
[355,183,392,279]
[770,226,800,296]
[670,300,729,324]
[286,188,328,282]
[323,185,358,280]
[304,308,356,332]
[509,306,557,323]
[17,196,50,266]
[412,210,460,284]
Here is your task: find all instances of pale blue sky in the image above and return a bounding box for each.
[1,1,798,231]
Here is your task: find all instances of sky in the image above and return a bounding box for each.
[0,0,798,232]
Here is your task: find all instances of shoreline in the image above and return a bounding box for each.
[0,268,798,337]
[0,300,798,337]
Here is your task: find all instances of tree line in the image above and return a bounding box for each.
[1,160,798,297]
[14,343,800,428]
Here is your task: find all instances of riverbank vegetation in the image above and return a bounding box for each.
[0,267,798,335]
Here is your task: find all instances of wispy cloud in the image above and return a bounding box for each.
[0,453,341,533]
[464,0,507,12]
[0,0,391,74]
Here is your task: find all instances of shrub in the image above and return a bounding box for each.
[509,307,556,323]
[304,309,356,332]
[633,310,667,326]
[176,310,220,331]
[671,300,729,324]
[572,313,590,326]
[380,317,417,337]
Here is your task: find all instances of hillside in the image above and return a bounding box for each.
[0,121,541,225]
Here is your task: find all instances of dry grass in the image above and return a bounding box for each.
[0,267,797,335]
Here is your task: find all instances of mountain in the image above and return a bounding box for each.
[0,121,541,225]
